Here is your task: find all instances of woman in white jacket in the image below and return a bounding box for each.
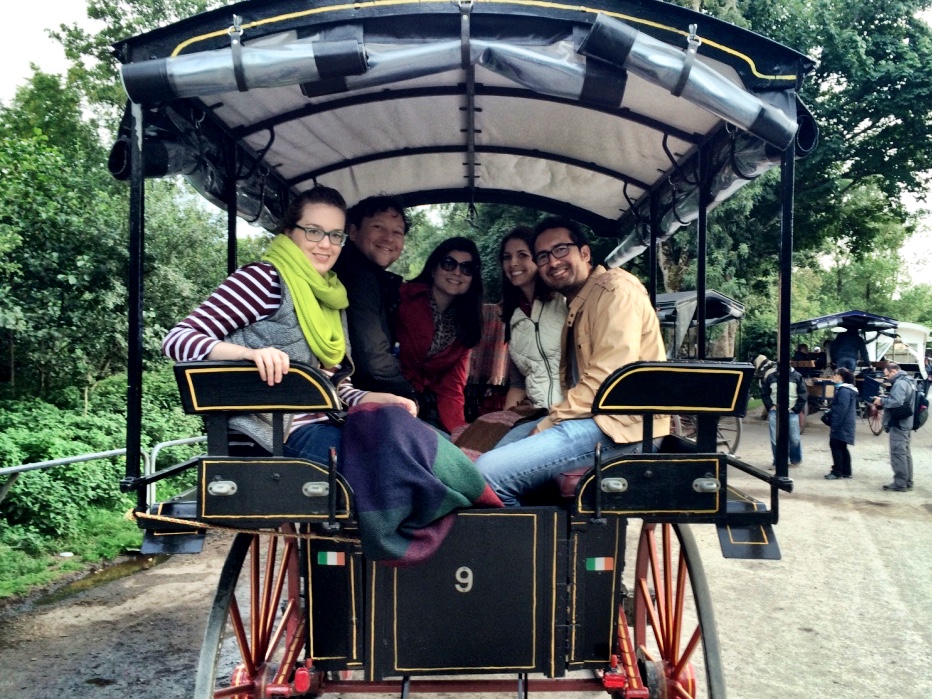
[499,226,567,410]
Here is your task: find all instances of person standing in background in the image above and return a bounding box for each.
[753,353,807,467]
[825,367,857,480]
[874,361,915,492]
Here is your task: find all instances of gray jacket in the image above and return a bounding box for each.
[226,279,351,452]
[881,370,915,430]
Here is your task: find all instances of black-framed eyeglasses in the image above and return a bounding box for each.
[534,242,578,266]
[439,256,478,277]
[294,224,347,247]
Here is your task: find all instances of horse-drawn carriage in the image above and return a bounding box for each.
[111,1,816,696]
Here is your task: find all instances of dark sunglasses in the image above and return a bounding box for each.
[439,256,478,276]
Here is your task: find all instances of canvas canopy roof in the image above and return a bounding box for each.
[655,290,744,360]
[789,310,898,337]
[109,0,816,265]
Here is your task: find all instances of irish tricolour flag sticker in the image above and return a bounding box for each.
[586,557,614,572]
[317,551,346,566]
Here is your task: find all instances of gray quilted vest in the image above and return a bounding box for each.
[225,275,349,451]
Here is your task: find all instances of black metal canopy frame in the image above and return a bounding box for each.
[656,290,745,360]
[114,0,817,507]
[789,310,899,337]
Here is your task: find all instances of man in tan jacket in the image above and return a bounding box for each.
[476,216,669,506]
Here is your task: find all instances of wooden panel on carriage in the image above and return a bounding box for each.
[574,453,726,520]
[173,360,340,415]
[196,457,351,526]
[566,517,628,667]
[306,537,365,671]
[593,360,755,416]
[140,499,206,555]
[366,508,566,680]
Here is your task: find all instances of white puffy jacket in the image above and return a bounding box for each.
[508,296,567,408]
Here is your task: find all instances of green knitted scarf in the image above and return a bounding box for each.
[263,234,349,367]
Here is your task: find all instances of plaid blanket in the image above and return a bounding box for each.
[341,403,502,565]
[467,303,509,386]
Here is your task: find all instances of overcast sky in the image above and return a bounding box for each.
[0,2,101,103]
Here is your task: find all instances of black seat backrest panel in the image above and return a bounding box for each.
[174,360,341,415]
[593,360,754,418]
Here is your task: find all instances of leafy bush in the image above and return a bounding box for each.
[0,366,203,539]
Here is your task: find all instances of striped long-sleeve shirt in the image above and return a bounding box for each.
[162,262,365,431]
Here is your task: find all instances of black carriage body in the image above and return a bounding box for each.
[306,507,629,679]
[111,1,818,695]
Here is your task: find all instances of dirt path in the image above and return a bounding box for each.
[1,416,930,698]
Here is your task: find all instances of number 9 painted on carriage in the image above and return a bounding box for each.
[454,566,473,593]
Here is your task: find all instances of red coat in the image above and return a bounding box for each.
[395,282,471,432]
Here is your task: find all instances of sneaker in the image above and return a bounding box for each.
[842,474,853,479]
[790,462,802,467]
[882,483,907,492]
[824,472,843,480]
[907,482,914,490]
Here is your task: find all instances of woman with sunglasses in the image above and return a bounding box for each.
[395,237,484,432]
[162,186,416,463]
[500,225,567,411]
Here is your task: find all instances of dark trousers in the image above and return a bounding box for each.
[829,438,852,477]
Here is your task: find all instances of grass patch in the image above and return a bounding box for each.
[0,507,142,600]
[0,545,85,598]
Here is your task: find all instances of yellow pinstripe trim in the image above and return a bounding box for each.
[575,456,721,515]
[167,0,798,81]
[596,366,745,412]
[198,458,350,520]
[181,365,337,412]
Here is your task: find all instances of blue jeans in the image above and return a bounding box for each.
[476,417,649,507]
[768,409,802,464]
[283,423,343,464]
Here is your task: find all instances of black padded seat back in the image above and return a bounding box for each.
[593,360,755,418]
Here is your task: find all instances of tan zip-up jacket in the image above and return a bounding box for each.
[536,265,670,443]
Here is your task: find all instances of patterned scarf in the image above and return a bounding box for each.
[263,234,348,367]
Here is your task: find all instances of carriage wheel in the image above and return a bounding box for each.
[632,522,726,699]
[194,527,315,699]
[867,405,884,435]
[673,415,741,455]
[715,417,742,454]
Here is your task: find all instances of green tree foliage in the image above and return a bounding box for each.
[52,0,231,123]
[741,0,932,251]
[0,365,202,542]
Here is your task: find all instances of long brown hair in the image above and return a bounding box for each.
[411,237,484,348]
[499,226,553,342]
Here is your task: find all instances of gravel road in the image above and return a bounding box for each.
[1,415,930,698]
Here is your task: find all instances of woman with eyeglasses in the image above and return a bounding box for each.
[162,186,416,462]
[395,236,484,432]
[499,225,567,411]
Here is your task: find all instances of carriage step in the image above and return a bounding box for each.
[140,500,206,555]
[716,489,780,560]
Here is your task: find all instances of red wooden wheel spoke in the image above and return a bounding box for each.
[673,682,697,699]
[264,599,297,663]
[638,577,667,657]
[673,626,702,679]
[259,536,279,649]
[646,530,668,652]
[195,529,307,699]
[228,597,256,678]
[673,550,688,660]
[632,522,725,699]
[272,618,307,685]
[261,540,294,653]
